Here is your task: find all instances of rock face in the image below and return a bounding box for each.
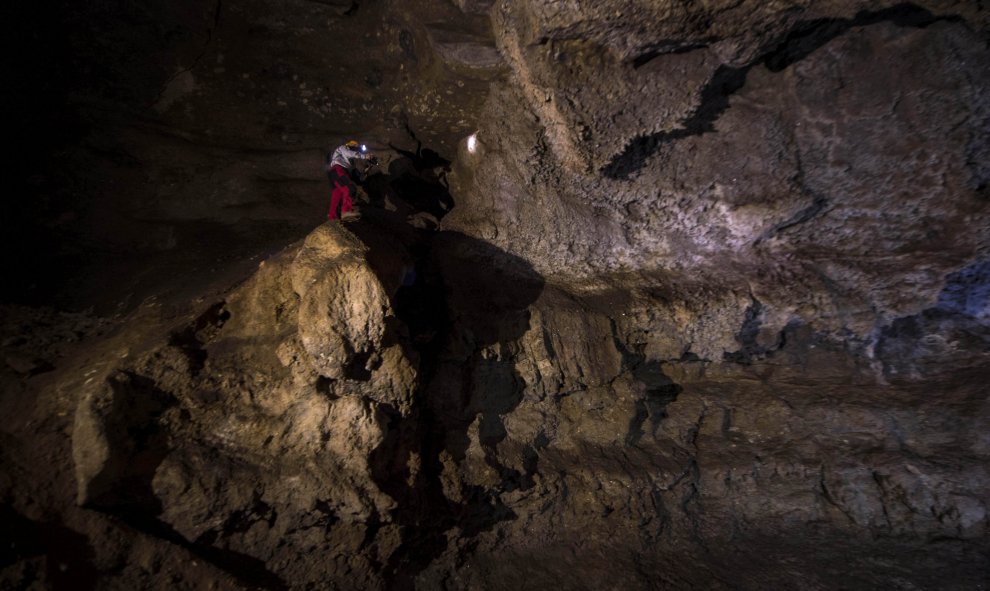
[67,202,550,586]
[70,219,989,588]
[3,0,989,589]
[448,2,990,343]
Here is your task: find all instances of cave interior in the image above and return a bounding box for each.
[1,0,988,589]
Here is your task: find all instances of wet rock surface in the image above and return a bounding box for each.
[2,0,989,589]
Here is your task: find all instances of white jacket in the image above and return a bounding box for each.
[329,144,371,170]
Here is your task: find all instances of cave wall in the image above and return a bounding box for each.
[5,0,988,589]
[4,0,500,311]
[428,6,990,583]
[447,1,990,348]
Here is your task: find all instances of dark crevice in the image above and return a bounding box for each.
[315,375,341,400]
[343,348,375,381]
[632,40,713,69]
[603,3,955,180]
[757,149,829,243]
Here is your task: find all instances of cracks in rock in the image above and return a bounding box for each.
[757,149,829,243]
[872,471,895,529]
[154,0,224,105]
[818,465,857,525]
[631,40,714,69]
[603,3,956,180]
[686,405,706,449]
[659,463,696,494]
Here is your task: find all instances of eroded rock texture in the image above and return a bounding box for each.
[2,0,988,589]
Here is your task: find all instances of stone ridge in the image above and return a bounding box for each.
[69,211,990,588]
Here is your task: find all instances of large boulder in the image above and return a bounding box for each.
[71,222,419,588]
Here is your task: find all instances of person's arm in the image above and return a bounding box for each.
[350,146,379,166]
[362,151,380,166]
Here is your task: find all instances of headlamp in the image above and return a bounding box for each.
[360,144,367,152]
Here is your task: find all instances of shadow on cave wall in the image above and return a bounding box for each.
[355,142,454,224]
[317,137,544,586]
[611,331,684,447]
[367,229,545,589]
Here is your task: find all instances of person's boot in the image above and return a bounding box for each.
[341,208,361,221]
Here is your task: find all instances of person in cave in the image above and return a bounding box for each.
[325,140,379,220]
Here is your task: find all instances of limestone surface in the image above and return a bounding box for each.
[2,0,988,590]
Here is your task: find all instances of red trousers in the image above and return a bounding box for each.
[327,164,355,220]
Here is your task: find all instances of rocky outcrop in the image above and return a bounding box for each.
[72,222,414,588]
[70,220,989,591]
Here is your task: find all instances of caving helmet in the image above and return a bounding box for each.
[346,139,368,153]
